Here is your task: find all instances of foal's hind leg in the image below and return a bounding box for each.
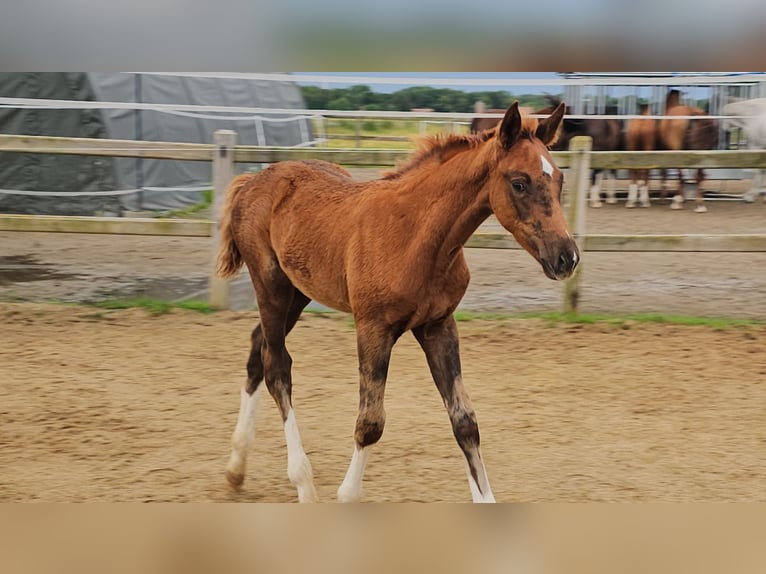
[259,275,318,502]
[413,316,495,503]
[225,285,312,497]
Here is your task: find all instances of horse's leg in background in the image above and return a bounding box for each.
[337,320,399,502]
[629,168,651,208]
[626,168,639,208]
[693,169,708,213]
[659,168,676,205]
[589,169,603,208]
[413,316,495,503]
[225,286,310,490]
[638,167,651,208]
[605,169,618,204]
[671,168,685,210]
[743,169,764,203]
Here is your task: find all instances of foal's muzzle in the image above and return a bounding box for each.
[540,237,580,281]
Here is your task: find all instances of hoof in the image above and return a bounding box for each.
[606,198,617,205]
[297,485,319,503]
[225,470,245,489]
[670,202,683,210]
[694,205,708,213]
[641,202,651,208]
[625,202,636,209]
[590,202,603,208]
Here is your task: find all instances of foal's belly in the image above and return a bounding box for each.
[277,252,352,313]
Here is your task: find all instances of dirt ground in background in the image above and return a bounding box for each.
[2,188,766,318]
[1,303,765,502]
[2,177,766,502]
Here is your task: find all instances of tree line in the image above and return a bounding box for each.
[299,85,557,113]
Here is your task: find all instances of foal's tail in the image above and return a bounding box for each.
[216,174,252,278]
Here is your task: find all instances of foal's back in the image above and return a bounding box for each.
[230,159,421,314]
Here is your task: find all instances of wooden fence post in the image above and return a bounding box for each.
[209,129,237,310]
[563,136,592,314]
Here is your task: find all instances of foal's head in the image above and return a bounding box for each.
[487,101,579,280]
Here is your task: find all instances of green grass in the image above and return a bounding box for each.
[155,189,213,219]
[314,118,469,150]
[515,311,762,330]
[88,297,216,315]
[69,299,762,330]
[453,310,511,322]
[306,308,761,330]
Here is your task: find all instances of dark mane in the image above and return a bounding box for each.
[384,117,541,179]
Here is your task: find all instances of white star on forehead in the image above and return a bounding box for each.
[541,155,554,176]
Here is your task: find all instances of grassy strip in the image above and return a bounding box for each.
[453,310,511,322]
[154,190,213,219]
[88,298,215,315]
[72,299,763,329]
[310,309,761,331]
[515,311,762,330]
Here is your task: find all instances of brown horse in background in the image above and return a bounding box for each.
[624,103,657,208]
[217,102,577,503]
[657,89,719,212]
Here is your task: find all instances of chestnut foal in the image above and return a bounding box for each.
[217,101,578,502]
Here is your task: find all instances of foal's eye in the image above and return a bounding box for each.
[511,180,527,193]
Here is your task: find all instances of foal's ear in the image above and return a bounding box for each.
[536,101,565,146]
[498,101,522,150]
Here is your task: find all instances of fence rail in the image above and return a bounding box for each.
[5,134,766,169]
[2,132,766,312]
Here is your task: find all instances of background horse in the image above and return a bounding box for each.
[657,89,719,212]
[217,102,577,503]
[534,96,624,208]
[471,97,624,206]
[722,97,766,203]
[624,103,657,208]
[469,109,507,133]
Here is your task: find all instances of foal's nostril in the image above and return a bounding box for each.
[554,245,579,277]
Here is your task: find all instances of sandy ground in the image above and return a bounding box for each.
[2,176,766,502]
[1,303,765,502]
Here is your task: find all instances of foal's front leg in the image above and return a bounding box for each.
[337,321,398,503]
[413,315,495,503]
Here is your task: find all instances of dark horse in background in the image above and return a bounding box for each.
[471,97,624,208]
[535,96,624,208]
[657,89,719,212]
[469,109,507,134]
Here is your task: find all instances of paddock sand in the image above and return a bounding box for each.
[2,182,766,502]
[1,303,764,502]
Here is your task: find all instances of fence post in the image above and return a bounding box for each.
[355,118,362,148]
[209,129,237,310]
[563,136,592,314]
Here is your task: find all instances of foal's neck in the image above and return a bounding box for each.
[408,151,494,266]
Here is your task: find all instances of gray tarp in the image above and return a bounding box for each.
[0,73,312,215]
[0,73,120,215]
